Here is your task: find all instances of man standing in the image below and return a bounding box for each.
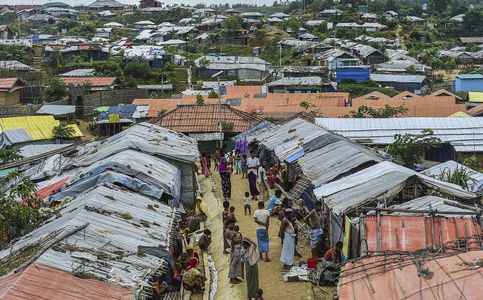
[253,201,270,262]
[247,151,260,199]
[304,201,324,258]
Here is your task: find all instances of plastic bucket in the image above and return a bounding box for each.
[307,258,317,269]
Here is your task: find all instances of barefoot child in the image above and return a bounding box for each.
[243,192,252,215]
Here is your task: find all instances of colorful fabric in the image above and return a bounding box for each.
[218,157,228,173]
[256,228,269,253]
[248,172,259,197]
[309,228,323,248]
[201,156,211,177]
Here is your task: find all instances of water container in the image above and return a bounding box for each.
[307,258,318,269]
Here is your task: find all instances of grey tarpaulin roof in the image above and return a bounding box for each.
[0,128,31,147]
[388,195,476,217]
[0,184,178,290]
[194,55,270,72]
[299,140,383,187]
[267,76,326,87]
[421,160,483,192]
[370,73,426,83]
[36,105,76,115]
[315,117,483,153]
[254,118,331,162]
[74,122,200,165]
[232,120,275,141]
[313,161,477,215]
[19,143,73,158]
[64,149,181,205]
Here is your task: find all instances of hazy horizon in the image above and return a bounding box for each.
[0,0,280,6]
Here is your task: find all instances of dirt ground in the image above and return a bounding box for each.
[201,170,333,300]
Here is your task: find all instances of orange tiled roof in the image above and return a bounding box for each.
[133,91,466,119]
[153,104,263,133]
[0,263,132,300]
[59,77,117,87]
[225,85,262,96]
[430,89,462,100]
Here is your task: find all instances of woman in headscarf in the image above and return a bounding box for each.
[181,257,206,291]
[226,222,244,284]
[256,160,269,202]
[240,238,260,300]
[219,156,232,200]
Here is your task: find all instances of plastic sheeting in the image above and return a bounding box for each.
[75,123,199,165]
[0,185,178,289]
[314,161,477,215]
[66,150,181,206]
[299,140,382,187]
[388,195,476,217]
[48,171,165,203]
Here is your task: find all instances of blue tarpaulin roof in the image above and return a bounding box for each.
[285,148,305,163]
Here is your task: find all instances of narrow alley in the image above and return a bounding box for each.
[200,169,331,300]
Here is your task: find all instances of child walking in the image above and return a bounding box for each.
[243,192,252,215]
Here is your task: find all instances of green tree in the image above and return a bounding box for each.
[283,16,302,35]
[463,8,483,37]
[346,104,408,118]
[208,90,219,98]
[0,148,22,164]
[46,50,64,75]
[388,129,442,168]
[196,94,204,105]
[0,171,41,246]
[222,15,243,40]
[465,43,480,52]
[52,122,75,144]
[440,167,476,191]
[43,77,68,102]
[405,65,419,75]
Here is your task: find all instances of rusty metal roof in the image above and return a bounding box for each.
[363,215,482,253]
[339,251,483,300]
[0,263,132,300]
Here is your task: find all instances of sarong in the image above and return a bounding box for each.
[256,228,269,253]
[245,262,259,298]
[280,232,295,266]
[309,228,323,248]
[228,244,243,279]
[248,172,259,197]
[220,172,231,199]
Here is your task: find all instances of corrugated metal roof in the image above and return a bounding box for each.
[19,143,72,158]
[313,161,477,215]
[370,73,426,83]
[36,104,76,115]
[0,128,31,147]
[364,215,482,252]
[0,184,178,290]
[315,117,483,152]
[267,76,325,86]
[339,251,483,300]
[388,195,476,216]
[0,60,34,71]
[0,263,132,300]
[60,77,118,87]
[0,77,21,90]
[59,68,95,77]
[0,115,83,142]
[421,160,483,192]
[195,55,270,72]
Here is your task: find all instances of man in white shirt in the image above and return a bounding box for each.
[246,150,260,198]
[254,201,271,262]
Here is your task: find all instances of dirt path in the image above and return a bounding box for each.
[208,171,321,300]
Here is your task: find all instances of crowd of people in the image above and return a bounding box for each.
[196,146,346,299]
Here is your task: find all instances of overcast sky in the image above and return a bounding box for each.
[2,0,276,6]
